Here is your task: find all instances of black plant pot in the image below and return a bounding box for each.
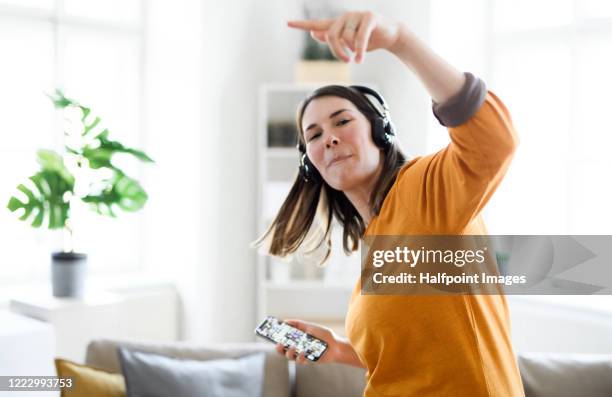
[51,252,87,298]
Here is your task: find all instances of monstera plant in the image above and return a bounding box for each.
[7,90,154,297]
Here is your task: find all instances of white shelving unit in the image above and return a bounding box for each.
[255,83,362,336]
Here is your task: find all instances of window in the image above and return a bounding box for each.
[0,0,146,283]
[430,0,612,235]
[429,0,612,309]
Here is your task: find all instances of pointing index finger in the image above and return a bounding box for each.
[287,19,334,31]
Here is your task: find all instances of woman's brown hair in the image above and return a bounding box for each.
[252,85,409,265]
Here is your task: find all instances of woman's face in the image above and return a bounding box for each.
[301,95,382,191]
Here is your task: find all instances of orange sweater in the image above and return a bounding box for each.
[345,88,524,396]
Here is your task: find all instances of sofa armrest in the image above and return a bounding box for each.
[294,361,366,397]
[518,352,612,397]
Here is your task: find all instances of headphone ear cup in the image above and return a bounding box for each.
[385,119,396,137]
[372,117,392,149]
[299,153,321,184]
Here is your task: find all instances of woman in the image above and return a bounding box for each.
[255,10,524,397]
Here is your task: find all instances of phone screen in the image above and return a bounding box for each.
[254,316,328,361]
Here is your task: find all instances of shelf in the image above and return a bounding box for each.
[266,147,298,158]
[264,279,354,292]
[263,280,355,320]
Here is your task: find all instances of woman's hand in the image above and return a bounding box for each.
[274,319,353,365]
[287,11,403,64]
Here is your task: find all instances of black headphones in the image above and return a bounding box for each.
[297,85,396,184]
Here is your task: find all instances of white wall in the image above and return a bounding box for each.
[142,0,209,341]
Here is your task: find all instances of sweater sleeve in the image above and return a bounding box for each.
[396,73,519,233]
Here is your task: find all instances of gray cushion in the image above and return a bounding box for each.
[518,353,612,397]
[118,347,264,397]
[86,339,290,397]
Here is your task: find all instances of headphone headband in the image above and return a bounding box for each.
[349,85,391,120]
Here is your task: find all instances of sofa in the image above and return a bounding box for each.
[85,339,612,397]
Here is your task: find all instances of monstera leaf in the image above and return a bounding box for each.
[49,90,102,140]
[82,130,154,169]
[47,89,78,109]
[36,149,75,183]
[82,170,148,217]
[50,90,154,168]
[7,150,74,229]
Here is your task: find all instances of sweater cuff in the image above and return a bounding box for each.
[431,72,487,127]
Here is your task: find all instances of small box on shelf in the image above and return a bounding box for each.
[267,121,298,148]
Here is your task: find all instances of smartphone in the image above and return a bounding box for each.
[254,316,328,362]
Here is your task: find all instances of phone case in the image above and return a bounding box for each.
[254,316,328,362]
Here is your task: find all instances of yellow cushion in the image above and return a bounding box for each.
[54,358,125,397]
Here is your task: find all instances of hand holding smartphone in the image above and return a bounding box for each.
[254,316,328,362]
